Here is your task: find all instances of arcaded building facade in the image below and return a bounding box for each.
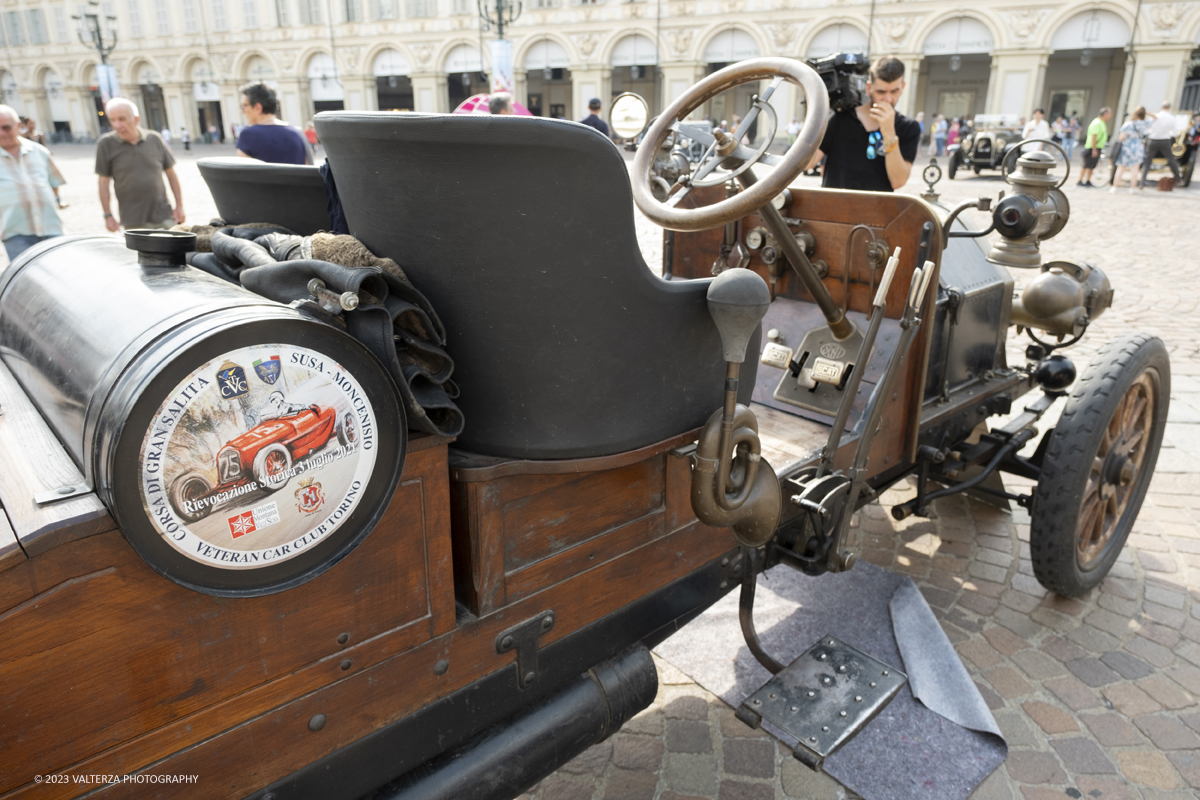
[2,0,1197,140]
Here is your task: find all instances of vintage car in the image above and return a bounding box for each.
[169,400,349,523]
[0,58,1168,800]
[946,114,1021,179]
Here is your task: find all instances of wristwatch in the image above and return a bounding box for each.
[103,213,113,218]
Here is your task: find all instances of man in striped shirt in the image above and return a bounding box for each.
[0,104,64,260]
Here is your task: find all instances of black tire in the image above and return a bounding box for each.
[336,410,357,447]
[170,472,213,523]
[948,154,959,179]
[973,165,983,174]
[1030,333,1170,596]
[252,443,293,491]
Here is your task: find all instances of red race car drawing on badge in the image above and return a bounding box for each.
[169,391,358,523]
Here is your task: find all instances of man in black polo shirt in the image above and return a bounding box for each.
[805,56,921,192]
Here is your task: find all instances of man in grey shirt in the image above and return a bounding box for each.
[95,98,185,231]
[1140,101,1182,185]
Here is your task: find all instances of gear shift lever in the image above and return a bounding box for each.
[691,269,782,546]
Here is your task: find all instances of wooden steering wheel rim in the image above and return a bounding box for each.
[631,57,829,232]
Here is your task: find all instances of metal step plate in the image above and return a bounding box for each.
[736,635,907,771]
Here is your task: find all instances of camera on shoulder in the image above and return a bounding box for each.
[807,53,869,113]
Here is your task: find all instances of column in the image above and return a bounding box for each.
[897,54,922,119]
[277,78,305,128]
[986,51,1049,118]
[570,66,607,121]
[341,75,372,111]
[657,63,704,118]
[1127,45,1196,112]
[514,71,527,107]
[409,74,442,113]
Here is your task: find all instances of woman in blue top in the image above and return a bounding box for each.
[1111,106,1150,193]
[236,82,311,165]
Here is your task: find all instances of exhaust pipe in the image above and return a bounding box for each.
[368,646,658,800]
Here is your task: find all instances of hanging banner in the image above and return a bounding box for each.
[489,38,514,95]
[96,64,121,104]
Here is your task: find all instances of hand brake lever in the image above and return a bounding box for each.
[820,259,935,570]
[817,247,902,478]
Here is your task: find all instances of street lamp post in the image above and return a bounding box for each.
[73,0,118,66]
[73,0,118,134]
[477,0,521,96]
[477,0,521,39]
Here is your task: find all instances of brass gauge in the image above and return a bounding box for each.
[745,227,769,250]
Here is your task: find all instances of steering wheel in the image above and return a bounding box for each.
[631,58,829,232]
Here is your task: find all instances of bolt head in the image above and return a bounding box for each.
[501,635,513,650]
[308,714,326,732]
[807,691,815,698]
[542,615,554,630]
[855,695,862,702]
[524,671,536,685]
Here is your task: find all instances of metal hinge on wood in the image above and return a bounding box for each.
[33,482,92,505]
[495,610,556,690]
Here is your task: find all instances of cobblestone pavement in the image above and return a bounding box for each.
[34,142,1200,799]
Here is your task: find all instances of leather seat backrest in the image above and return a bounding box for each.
[315,112,756,459]
[198,157,331,235]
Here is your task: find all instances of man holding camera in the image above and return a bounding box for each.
[806,57,921,192]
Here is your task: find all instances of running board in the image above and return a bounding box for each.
[735,635,906,771]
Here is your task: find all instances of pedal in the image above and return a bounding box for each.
[735,635,906,771]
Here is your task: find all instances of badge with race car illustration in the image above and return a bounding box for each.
[138,343,384,583]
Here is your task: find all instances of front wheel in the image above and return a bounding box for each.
[947,153,959,179]
[1091,157,1112,187]
[1030,333,1170,596]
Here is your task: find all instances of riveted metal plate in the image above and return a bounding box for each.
[738,634,906,770]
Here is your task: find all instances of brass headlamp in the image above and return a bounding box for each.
[987,150,1070,269]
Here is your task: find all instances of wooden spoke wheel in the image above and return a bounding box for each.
[1030,333,1170,596]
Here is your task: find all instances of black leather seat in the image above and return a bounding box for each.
[198,157,332,235]
[316,112,757,460]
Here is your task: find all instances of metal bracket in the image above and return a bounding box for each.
[33,482,92,505]
[495,610,556,690]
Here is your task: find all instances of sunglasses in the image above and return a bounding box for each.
[866,130,882,160]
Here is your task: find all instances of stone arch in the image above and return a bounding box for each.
[301,48,337,79]
[178,54,212,84]
[364,43,415,77]
[912,11,1002,55]
[798,20,869,61]
[234,50,279,82]
[435,39,490,75]
[516,33,577,71]
[1040,4,1136,51]
[127,56,167,85]
[598,29,659,67]
[697,24,766,64]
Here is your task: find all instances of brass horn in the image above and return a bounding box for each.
[1171,130,1186,158]
[689,270,782,546]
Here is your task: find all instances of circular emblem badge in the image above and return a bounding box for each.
[819,342,847,360]
[139,343,378,571]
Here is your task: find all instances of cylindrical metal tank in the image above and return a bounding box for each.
[0,232,406,596]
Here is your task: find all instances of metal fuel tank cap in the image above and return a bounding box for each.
[124,228,197,267]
